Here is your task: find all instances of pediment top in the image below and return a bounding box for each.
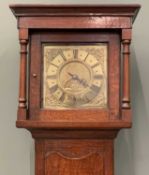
[9,4,140,23]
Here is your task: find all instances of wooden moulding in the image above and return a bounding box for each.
[9,4,141,29]
[9,4,140,20]
[31,129,119,139]
[16,120,131,130]
[18,16,131,29]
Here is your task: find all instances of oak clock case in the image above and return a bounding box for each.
[10,4,140,175]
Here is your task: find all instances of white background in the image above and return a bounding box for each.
[0,0,149,175]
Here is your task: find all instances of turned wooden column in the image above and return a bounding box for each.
[17,28,28,120]
[122,29,132,109]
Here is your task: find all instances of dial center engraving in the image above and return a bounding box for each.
[58,60,92,95]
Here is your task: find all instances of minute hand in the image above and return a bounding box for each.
[67,72,88,87]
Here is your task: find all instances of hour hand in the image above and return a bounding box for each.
[68,72,74,77]
[67,72,78,80]
[68,72,88,87]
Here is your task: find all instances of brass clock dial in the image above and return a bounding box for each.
[43,44,107,109]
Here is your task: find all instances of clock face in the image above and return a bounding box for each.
[43,44,107,109]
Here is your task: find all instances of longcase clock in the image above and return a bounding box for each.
[10,4,140,175]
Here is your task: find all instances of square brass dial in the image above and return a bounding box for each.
[43,44,108,109]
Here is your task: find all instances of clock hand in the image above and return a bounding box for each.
[68,72,74,78]
[67,72,78,80]
[68,72,88,87]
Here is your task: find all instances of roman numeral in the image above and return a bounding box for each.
[90,84,100,93]
[49,84,58,93]
[82,95,90,103]
[91,63,99,68]
[50,63,59,68]
[84,52,90,61]
[59,92,65,102]
[73,49,78,59]
[85,90,96,101]
[47,75,57,79]
[59,50,67,61]
[93,74,103,79]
